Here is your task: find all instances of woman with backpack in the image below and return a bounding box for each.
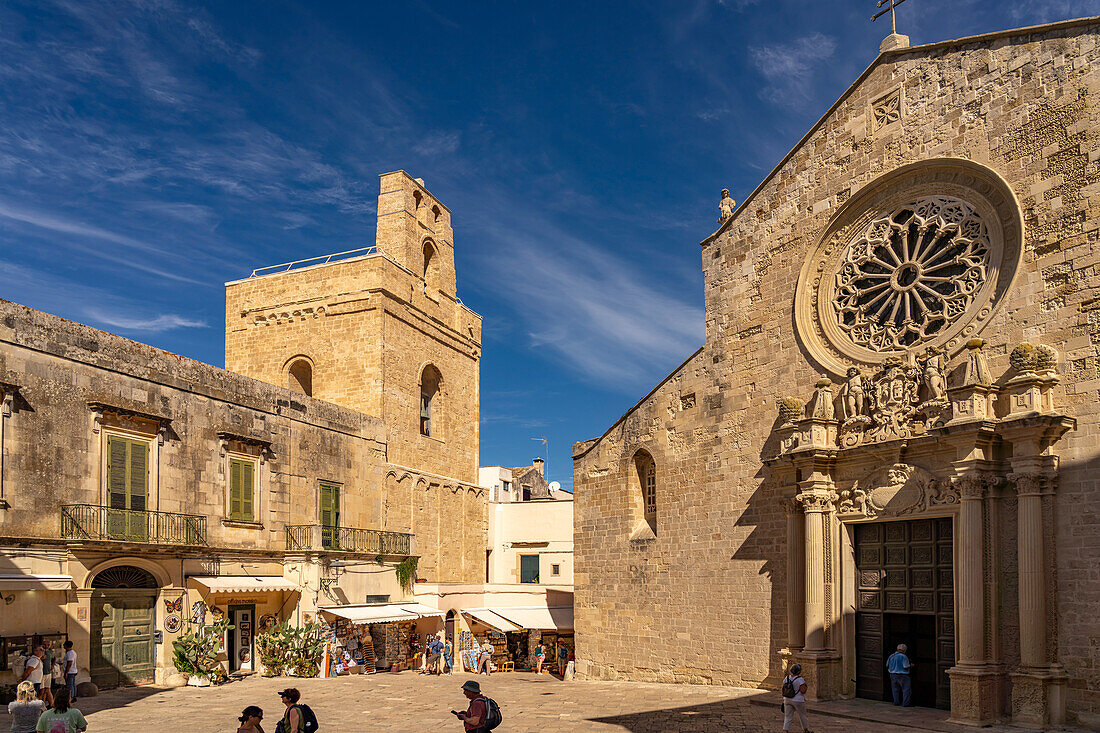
[275,688,317,733]
[780,663,812,733]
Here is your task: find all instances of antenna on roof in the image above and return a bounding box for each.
[531,437,548,480]
[872,0,911,52]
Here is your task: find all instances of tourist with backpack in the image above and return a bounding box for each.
[452,680,502,732]
[275,688,318,733]
[780,663,812,733]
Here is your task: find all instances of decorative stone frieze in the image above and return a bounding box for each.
[835,463,953,518]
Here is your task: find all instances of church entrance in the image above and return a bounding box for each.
[854,518,954,709]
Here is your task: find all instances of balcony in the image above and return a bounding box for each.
[285,524,413,555]
[60,504,207,546]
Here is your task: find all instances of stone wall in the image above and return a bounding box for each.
[573,19,1100,725]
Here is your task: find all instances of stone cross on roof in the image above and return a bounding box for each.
[872,0,911,52]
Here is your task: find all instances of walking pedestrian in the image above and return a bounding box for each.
[452,680,487,732]
[19,647,44,700]
[61,642,77,703]
[429,634,443,675]
[236,705,265,733]
[533,642,545,674]
[33,688,86,733]
[277,687,313,733]
[555,639,568,677]
[40,641,55,707]
[443,637,454,675]
[887,643,913,706]
[477,642,493,675]
[780,663,812,733]
[7,681,45,733]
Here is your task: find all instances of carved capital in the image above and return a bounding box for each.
[1009,472,1045,497]
[954,474,987,500]
[796,491,836,513]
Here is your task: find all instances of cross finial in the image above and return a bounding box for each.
[872,0,910,52]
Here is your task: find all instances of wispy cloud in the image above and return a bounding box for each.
[486,228,704,391]
[750,32,838,108]
[413,131,462,157]
[84,309,207,333]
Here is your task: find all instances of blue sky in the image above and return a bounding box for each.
[0,0,1094,488]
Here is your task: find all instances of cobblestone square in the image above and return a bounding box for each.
[0,672,1023,732]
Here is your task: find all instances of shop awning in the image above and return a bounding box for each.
[461,608,522,633]
[0,574,73,591]
[490,606,574,631]
[320,602,445,624]
[191,576,299,594]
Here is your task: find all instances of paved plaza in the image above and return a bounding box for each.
[2,672,1076,732]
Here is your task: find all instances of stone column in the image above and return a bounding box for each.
[955,475,985,666]
[786,499,805,652]
[802,498,827,652]
[794,488,840,700]
[946,473,1003,726]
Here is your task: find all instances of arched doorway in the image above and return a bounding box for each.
[91,565,159,688]
[445,609,456,650]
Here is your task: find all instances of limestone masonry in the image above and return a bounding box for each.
[573,18,1100,729]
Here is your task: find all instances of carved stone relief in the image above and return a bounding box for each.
[836,463,953,518]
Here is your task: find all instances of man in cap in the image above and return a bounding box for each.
[453,679,487,732]
[886,643,913,706]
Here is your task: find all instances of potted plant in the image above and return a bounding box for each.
[256,621,326,678]
[172,620,231,686]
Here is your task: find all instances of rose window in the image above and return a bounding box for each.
[832,196,991,352]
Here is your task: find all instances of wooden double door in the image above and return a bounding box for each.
[854,517,955,709]
[91,590,156,688]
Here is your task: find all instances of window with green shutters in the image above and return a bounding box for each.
[228,457,256,522]
[105,435,149,541]
[319,484,340,550]
[106,435,148,511]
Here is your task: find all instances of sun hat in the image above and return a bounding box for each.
[461,680,482,694]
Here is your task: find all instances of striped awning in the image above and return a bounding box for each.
[462,608,522,633]
[191,576,299,594]
[320,602,444,625]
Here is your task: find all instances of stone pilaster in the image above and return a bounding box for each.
[794,484,841,701]
[784,498,805,654]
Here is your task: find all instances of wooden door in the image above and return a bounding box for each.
[854,517,954,709]
[91,591,156,688]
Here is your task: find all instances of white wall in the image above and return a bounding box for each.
[488,498,573,585]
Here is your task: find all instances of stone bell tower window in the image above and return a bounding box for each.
[833,196,991,352]
[420,364,442,438]
[287,358,313,397]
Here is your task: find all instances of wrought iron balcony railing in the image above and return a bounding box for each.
[285,524,413,555]
[60,504,207,546]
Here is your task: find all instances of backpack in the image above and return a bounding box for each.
[480,696,503,730]
[781,676,797,698]
[296,704,319,733]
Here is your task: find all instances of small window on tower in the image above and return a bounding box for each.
[420,365,442,438]
[431,205,441,223]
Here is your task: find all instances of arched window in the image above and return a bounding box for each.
[422,240,439,293]
[91,565,158,589]
[420,365,442,437]
[431,205,441,223]
[413,190,423,209]
[287,358,313,397]
[634,450,656,534]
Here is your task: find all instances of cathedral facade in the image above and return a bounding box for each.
[573,18,1100,728]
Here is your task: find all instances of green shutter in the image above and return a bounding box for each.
[240,460,254,521]
[107,436,129,510]
[129,441,148,512]
[319,485,340,528]
[228,458,255,522]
